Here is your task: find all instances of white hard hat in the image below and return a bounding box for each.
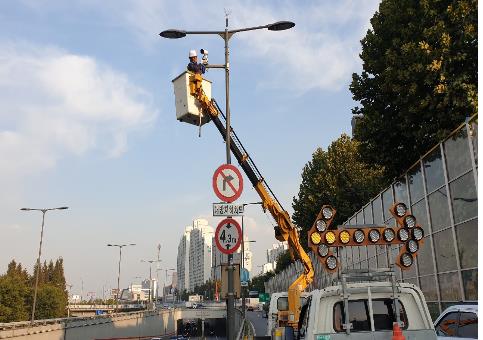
[189,50,197,57]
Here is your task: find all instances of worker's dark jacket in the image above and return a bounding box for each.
[187,62,206,74]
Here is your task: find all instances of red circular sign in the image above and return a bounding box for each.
[215,218,242,255]
[212,164,244,203]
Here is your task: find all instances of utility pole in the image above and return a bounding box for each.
[157,244,161,303]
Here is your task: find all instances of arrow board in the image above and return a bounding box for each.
[212,164,244,203]
[215,218,242,255]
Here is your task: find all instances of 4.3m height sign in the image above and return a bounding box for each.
[214,218,242,255]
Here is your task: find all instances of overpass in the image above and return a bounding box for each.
[0,307,228,340]
[68,304,146,317]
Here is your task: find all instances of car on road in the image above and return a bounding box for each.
[247,305,254,311]
[434,304,478,339]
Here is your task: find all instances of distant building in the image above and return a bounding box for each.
[110,288,119,300]
[139,278,157,301]
[260,242,288,273]
[176,219,214,292]
[171,271,178,289]
[70,294,81,303]
[188,219,214,291]
[177,226,192,293]
[262,262,275,274]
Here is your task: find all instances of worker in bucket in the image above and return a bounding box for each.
[187,49,206,74]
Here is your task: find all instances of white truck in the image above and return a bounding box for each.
[185,294,203,308]
[269,269,437,339]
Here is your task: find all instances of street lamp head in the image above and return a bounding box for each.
[57,206,69,210]
[107,244,113,247]
[267,21,295,31]
[20,208,31,211]
[159,29,187,39]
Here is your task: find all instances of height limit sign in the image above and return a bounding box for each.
[213,164,243,203]
[215,218,242,255]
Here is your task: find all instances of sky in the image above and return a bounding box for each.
[0,0,381,299]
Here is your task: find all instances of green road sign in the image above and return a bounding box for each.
[259,293,269,302]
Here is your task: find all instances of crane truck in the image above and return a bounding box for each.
[173,71,437,339]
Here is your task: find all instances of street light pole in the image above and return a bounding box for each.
[160,20,294,340]
[141,259,161,308]
[158,268,175,306]
[20,206,68,324]
[107,243,135,313]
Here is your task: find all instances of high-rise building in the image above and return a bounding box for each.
[176,219,215,293]
[261,242,288,274]
[176,226,192,293]
[188,219,214,291]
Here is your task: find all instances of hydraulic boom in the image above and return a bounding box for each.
[189,73,314,328]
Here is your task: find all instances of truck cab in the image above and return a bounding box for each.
[267,292,309,336]
[269,269,437,339]
[297,281,436,339]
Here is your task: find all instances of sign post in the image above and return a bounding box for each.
[213,164,243,340]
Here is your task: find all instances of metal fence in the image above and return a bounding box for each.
[266,115,478,320]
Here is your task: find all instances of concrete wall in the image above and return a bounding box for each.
[0,308,230,340]
[0,310,176,340]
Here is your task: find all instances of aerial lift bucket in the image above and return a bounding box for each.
[172,71,212,126]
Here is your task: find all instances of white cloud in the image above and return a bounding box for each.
[0,41,157,180]
[110,0,380,92]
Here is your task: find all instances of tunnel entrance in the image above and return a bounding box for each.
[176,318,226,337]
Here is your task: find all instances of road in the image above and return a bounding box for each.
[245,310,267,337]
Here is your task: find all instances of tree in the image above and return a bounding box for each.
[0,258,69,322]
[249,272,275,293]
[274,250,292,274]
[0,274,31,322]
[292,135,385,249]
[180,289,189,301]
[34,285,67,320]
[350,0,477,180]
[193,280,215,300]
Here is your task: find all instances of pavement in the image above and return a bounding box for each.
[245,310,268,337]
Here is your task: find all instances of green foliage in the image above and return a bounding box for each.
[275,250,292,274]
[351,0,477,180]
[192,280,215,300]
[180,289,189,301]
[249,271,275,293]
[35,285,67,320]
[292,135,385,249]
[0,264,31,322]
[0,258,68,322]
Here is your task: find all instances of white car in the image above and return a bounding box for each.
[434,304,478,339]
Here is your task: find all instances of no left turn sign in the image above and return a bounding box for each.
[215,218,242,255]
[212,164,243,203]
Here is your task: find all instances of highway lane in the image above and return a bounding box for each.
[245,310,267,337]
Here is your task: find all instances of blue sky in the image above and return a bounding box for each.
[0,0,381,298]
